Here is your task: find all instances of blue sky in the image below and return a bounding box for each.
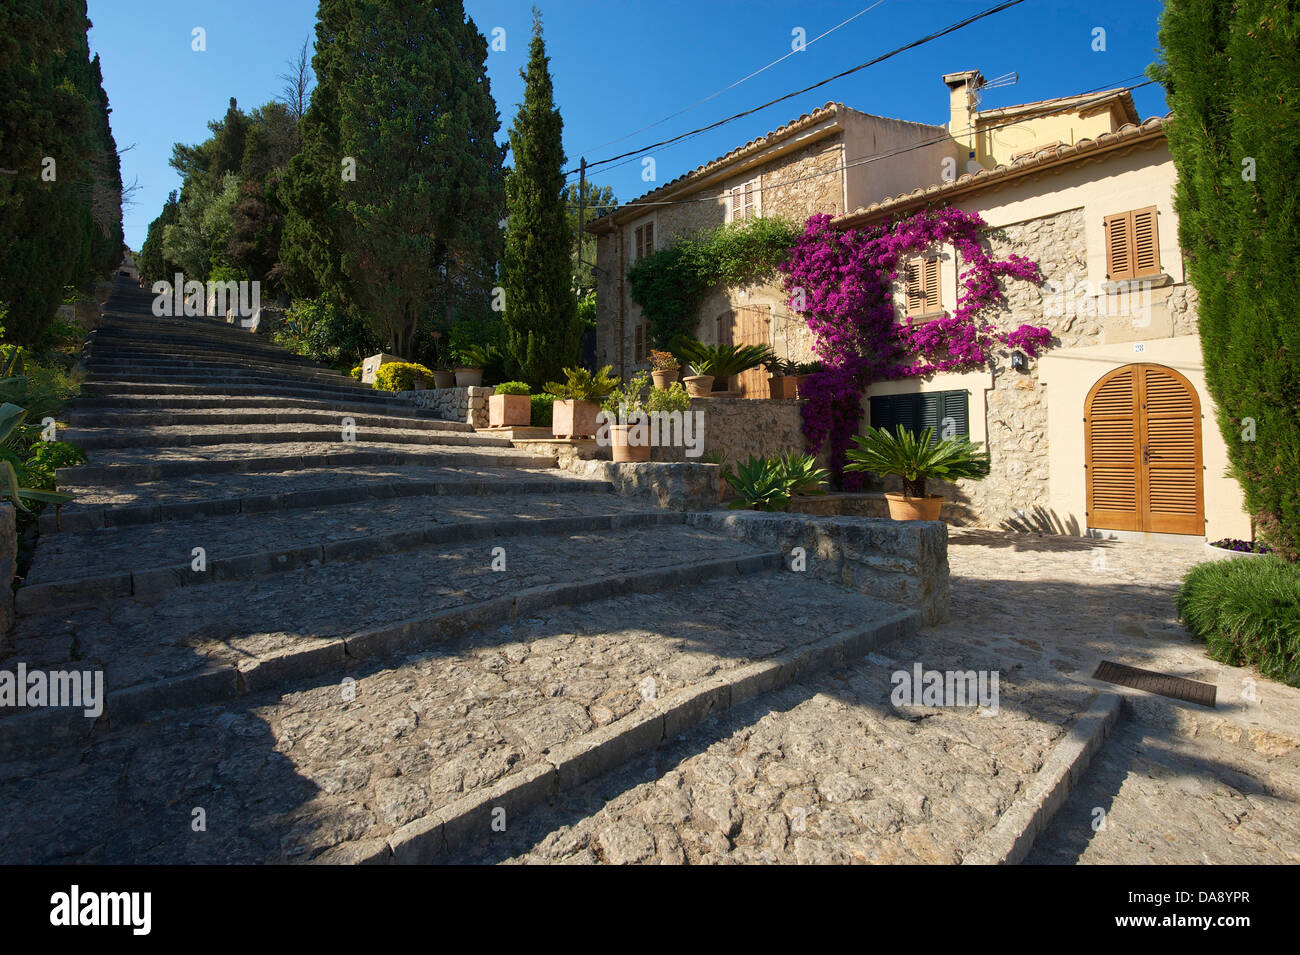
[88,0,1171,249]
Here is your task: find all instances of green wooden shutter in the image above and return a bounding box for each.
[869,391,969,444]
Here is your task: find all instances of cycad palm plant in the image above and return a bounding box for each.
[844,425,990,499]
[676,340,776,379]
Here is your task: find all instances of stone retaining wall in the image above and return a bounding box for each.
[401,386,491,428]
[686,511,950,625]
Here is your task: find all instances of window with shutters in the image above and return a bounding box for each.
[633,221,655,262]
[904,256,942,315]
[868,390,970,444]
[633,323,649,362]
[727,178,760,223]
[1103,207,1160,280]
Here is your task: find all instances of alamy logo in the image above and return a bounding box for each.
[50,885,151,935]
[0,663,103,717]
[151,272,260,320]
[890,662,999,716]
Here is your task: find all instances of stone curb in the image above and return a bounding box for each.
[0,551,783,762]
[63,427,515,452]
[70,393,465,422]
[64,409,477,433]
[378,608,918,864]
[41,476,614,534]
[961,691,1122,866]
[18,510,683,612]
[60,448,559,486]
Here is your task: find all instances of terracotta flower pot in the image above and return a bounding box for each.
[683,374,714,398]
[489,393,531,428]
[652,368,679,389]
[433,370,456,389]
[454,367,483,387]
[768,375,798,399]
[552,398,600,438]
[610,422,652,463]
[884,492,945,522]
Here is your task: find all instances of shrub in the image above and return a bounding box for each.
[646,381,691,414]
[280,296,377,366]
[723,453,829,511]
[1176,557,1300,686]
[494,381,531,396]
[349,365,362,380]
[530,393,555,428]
[373,361,434,392]
[545,365,618,403]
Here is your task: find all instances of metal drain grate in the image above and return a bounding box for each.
[1092,660,1217,707]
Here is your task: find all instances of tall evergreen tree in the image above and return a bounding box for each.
[1152,0,1300,557]
[284,0,506,355]
[138,190,180,283]
[86,53,124,280]
[0,0,96,342]
[502,10,578,386]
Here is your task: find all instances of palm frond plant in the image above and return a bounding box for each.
[544,365,619,403]
[844,425,990,521]
[676,340,776,379]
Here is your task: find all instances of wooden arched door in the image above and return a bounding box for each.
[1085,363,1204,535]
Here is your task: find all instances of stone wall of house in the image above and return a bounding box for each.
[401,386,490,429]
[911,206,1201,529]
[594,134,845,379]
[648,396,807,465]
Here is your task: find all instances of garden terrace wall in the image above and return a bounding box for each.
[686,511,950,625]
[401,386,491,428]
[651,396,808,465]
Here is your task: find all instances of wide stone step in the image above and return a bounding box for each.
[3,523,782,747]
[43,465,606,533]
[86,357,356,385]
[61,423,512,451]
[63,407,473,434]
[0,568,914,862]
[79,380,426,407]
[58,440,557,485]
[21,494,665,610]
[85,370,382,398]
[90,331,325,365]
[70,393,459,423]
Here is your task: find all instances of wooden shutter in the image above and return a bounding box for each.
[644,221,654,256]
[634,226,644,262]
[730,187,742,223]
[1140,364,1201,534]
[1104,212,1133,280]
[906,259,924,313]
[733,304,770,398]
[924,257,941,311]
[634,323,645,362]
[743,180,756,220]
[716,310,733,346]
[870,391,968,443]
[1085,366,1142,530]
[1132,207,1159,277]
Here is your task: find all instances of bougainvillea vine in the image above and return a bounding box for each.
[780,208,1051,488]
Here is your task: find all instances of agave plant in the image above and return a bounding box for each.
[543,365,619,402]
[676,340,776,379]
[777,452,830,497]
[844,425,990,498]
[0,403,73,513]
[724,456,791,511]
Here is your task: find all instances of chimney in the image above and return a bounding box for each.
[943,70,984,163]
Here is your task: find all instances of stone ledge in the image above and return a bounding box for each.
[559,459,727,511]
[685,510,950,625]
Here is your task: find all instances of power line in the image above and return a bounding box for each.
[593,78,1156,217]
[581,0,887,156]
[567,0,1028,177]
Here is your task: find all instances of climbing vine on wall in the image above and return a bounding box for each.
[780,209,1052,487]
[627,216,801,348]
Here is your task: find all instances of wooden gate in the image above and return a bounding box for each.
[1085,363,1204,535]
[715,304,771,398]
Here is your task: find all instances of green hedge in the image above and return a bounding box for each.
[373,361,433,392]
[1176,556,1300,686]
[530,393,555,428]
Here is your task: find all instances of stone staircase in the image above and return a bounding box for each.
[0,281,924,863]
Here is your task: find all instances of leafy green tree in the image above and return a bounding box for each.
[1152,0,1300,557]
[564,179,615,297]
[501,10,578,386]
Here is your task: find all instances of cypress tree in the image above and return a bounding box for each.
[138,190,180,284]
[1152,0,1300,557]
[502,10,578,386]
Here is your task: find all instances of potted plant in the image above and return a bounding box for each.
[600,370,655,463]
[766,357,799,399]
[792,361,823,397]
[489,381,532,427]
[844,425,990,521]
[676,340,776,398]
[544,365,618,439]
[431,352,456,389]
[451,343,495,387]
[649,349,680,389]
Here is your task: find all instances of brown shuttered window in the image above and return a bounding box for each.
[1105,207,1160,280]
[905,256,942,315]
[633,222,654,262]
[633,323,647,362]
[728,179,758,223]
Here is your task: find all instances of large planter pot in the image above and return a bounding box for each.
[768,375,798,399]
[433,370,456,389]
[652,368,679,389]
[413,376,428,391]
[488,393,531,428]
[552,398,599,438]
[454,367,483,387]
[884,492,945,522]
[610,422,652,463]
[683,375,714,398]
